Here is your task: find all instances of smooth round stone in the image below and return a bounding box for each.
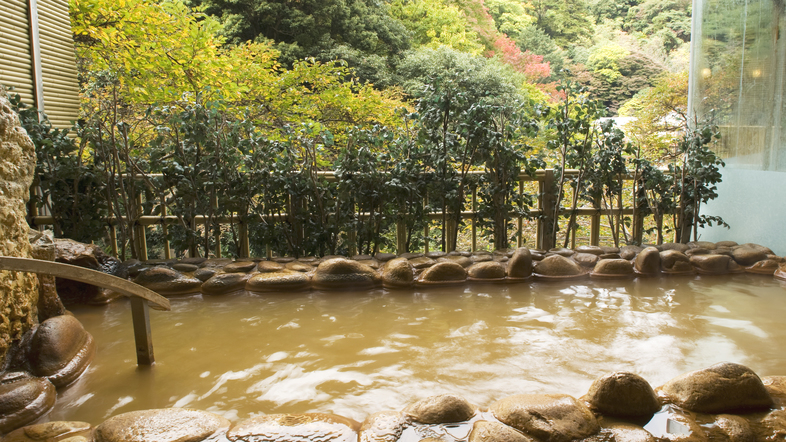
[758,409,786,441]
[437,256,473,268]
[468,261,506,280]
[359,411,408,442]
[548,247,574,257]
[592,259,634,277]
[146,259,177,266]
[468,420,534,442]
[172,263,199,273]
[573,252,600,268]
[599,253,621,260]
[356,259,380,270]
[600,246,620,254]
[381,258,414,289]
[620,245,643,260]
[657,362,773,413]
[575,245,603,256]
[688,241,717,250]
[470,254,493,263]
[739,243,774,254]
[491,394,599,442]
[660,243,689,253]
[201,273,250,295]
[690,254,731,274]
[534,255,584,277]
[763,375,786,406]
[374,253,397,262]
[0,374,56,434]
[507,248,533,279]
[684,247,710,256]
[409,256,436,270]
[95,408,230,442]
[312,258,381,290]
[399,253,423,259]
[659,250,693,273]
[285,261,313,272]
[404,394,475,424]
[273,257,296,263]
[732,246,768,266]
[776,265,786,281]
[246,271,311,293]
[28,315,95,387]
[711,415,754,442]
[193,268,217,282]
[425,251,446,259]
[199,258,234,269]
[584,372,659,420]
[134,267,202,296]
[745,259,779,275]
[352,255,374,261]
[228,413,358,442]
[223,261,257,273]
[258,261,286,273]
[716,240,738,248]
[2,421,92,442]
[417,262,467,285]
[603,423,655,442]
[179,257,207,265]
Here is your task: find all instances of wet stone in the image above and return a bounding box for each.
[716,240,738,248]
[468,420,534,442]
[273,257,296,263]
[228,413,358,442]
[28,315,95,388]
[359,411,409,442]
[507,248,533,279]
[246,271,311,293]
[199,258,234,269]
[712,415,754,442]
[223,261,257,273]
[660,250,693,273]
[0,373,56,435]
[575,245,603,255]
[180,257,207,265]
[599,253,621,260]
[573,252,600,268]
[134,267,203,296]
[418,262,468,285]
[732,246,768,266]
[409,257,436,270]
[468,261,506,280]
[592,259,633,276]
[598,424,655,442]
[690,254,731,274]
[534,255,584,277]
[425,251,447,259]
[193,268,217,282]
[404,393,475,424]
[470,254,494,263]
[172,263,199,273]
[491,393,599,442]
[660,243,690,253]
[584,372,659,420]
[548,248,575,257]
[286,261,313,272]
[201,273,250,295]
[757,409,786,442]
[745,259,779,275]
[312,258,381,290]
[382,258,415,289]
[54,238,126,304]
[688,241,717,250]
[94,408,231,442]
[399,253,423,260]
[600,246,620,254]
[374,253,397,262]
[437,256,473,268]
[2,421,92,442]
[763,375,786,406]
[620,245,644,260]
[657,362,773,414]
[258,261,287,273]
[685,247,711,256]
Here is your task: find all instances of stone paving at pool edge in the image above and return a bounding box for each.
[4,240,786,441]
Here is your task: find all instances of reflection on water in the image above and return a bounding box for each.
[50,274,786,424]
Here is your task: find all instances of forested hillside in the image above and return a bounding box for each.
[187,0,691,114]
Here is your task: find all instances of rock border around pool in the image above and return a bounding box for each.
[4,362,786,442]
[122,241,786,297]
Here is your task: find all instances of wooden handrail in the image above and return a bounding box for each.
[0,256,169,365]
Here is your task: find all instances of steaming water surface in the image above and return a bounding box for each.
[50,274,786,424]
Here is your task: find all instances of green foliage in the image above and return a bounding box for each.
[515,26,567,77]
[625,0,691,51]
[390,0,484,54]
[526,0,594,47]
[586,44,630,82]
[484,0,535,38]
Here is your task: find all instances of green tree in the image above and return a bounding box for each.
[526,0,594,47]
[390,0,485,54]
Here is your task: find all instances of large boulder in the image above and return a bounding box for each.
[28,315,95,388]
[468,262,506,280]
[468,421,535,442]
[404,394,475,424]
[690,254,732,274]
[657,362,773,413]
[659,250,693,274]
[534,255,585,278]
[591,259,634,277]
[732,246,768,266]
[359,411,408,442]
[573,252,600,268]
[54,238,126,304]
[312,258,380,290]
[491,394,599,442]
[507,248,533,279]
[634,247,661,275]
[417,262,467,285]
[0,87,40,365]
[584,372,660,421]
[381,258,414,289]
[227,413,358,442]
[745,259,779,275]
[245,271,311,293]
[95,408,231,442]
[133,267,203,297]
[222,261,257,273]
[0,373,56,434]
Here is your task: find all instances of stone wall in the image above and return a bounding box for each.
[0,87,39,364]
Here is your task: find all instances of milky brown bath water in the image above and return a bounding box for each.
[49,274,786,425]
